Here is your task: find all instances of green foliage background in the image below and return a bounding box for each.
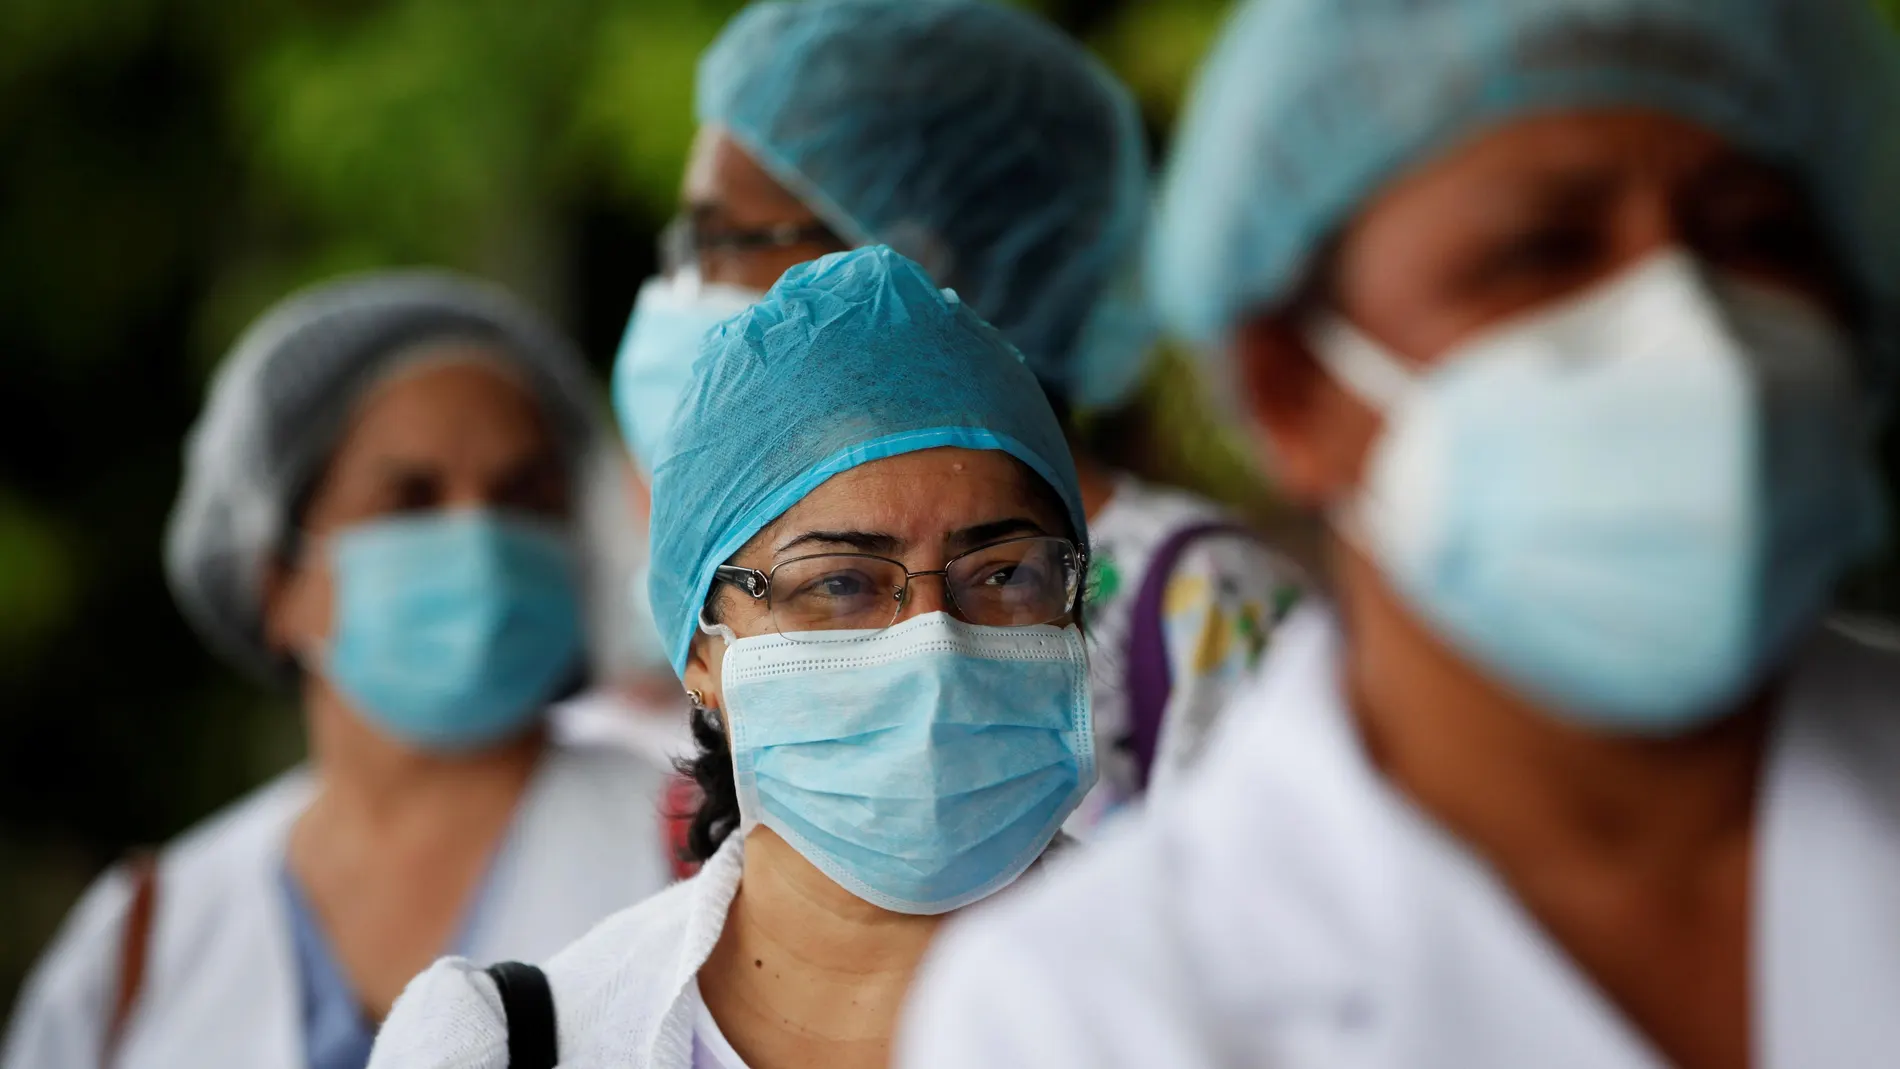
[1,0,1896,1018]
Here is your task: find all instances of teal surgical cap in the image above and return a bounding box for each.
[647,246,1085,676]
[1151,0,1900,349]
[698,0,1151,409]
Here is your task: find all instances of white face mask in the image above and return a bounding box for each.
[1308,251,1884,731]
[611,270,764,473]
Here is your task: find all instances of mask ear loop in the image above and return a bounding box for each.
[697,613,737,645]
[1302,314,1424,551]
[1303,314,1420,412]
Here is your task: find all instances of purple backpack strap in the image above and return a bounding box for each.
[1123,521,1257,791]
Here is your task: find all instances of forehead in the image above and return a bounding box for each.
[682,125,813,217]
[1367,108,1779,213]
[333,349,551,459]
[761,448,1064,543]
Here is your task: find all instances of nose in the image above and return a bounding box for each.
[894,571,954,623]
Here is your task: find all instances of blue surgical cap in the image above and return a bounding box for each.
[647,246,1085,676]
[698,0,1151,409]
[1152,0,1900,349]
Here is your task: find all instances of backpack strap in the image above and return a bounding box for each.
[486,961,558,1069]
[103,850,158,1068]
[1123,521,1257,791]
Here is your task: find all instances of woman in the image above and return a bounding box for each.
[369,247,1096,1069]
[903,0,1900,1067]
[613,0,1301,830]
[3,272,673,1069]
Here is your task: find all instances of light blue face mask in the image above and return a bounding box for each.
[711,611,1094,914]
[1310,252,1886,733]
[612,272,764,473]
[321,509,584,751]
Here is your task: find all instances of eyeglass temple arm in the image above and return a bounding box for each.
[713,565,770,599]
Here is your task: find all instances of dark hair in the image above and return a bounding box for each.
[675,699,741,863]
[675,583,742,863]
[677,479,1087,862]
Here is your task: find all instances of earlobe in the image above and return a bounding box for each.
[682,632,726,715]
[1233,315,1336,505]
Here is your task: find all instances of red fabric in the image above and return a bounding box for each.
[662,774,703,880]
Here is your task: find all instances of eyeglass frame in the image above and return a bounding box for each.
[709,534,1087,633]
[659,214,847,276]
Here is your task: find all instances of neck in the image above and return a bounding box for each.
[1333,540,1767,880]
[698,827,941,1069]
[293,680,544,857]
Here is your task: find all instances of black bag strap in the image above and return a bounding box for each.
[485,961,557,1069]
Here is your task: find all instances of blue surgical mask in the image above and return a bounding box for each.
[321,509,584,751]
[1309,251,1885,733]
[712,611,1094,914]
[612,271,763,473]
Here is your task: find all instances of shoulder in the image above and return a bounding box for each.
[1,864,135,1068]
[3,772,311,1068]
[900,812,1219,1069]
[503,739,674,883]
[1788,619,1900,776]
[544,869,703,999]
[374,845,735,1068]
[161,770,313,881]
[368,878,702,1069]
[367,958,508,1069]
[538,736,674,803]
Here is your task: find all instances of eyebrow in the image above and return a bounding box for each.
[776,530,904,556]
[946,518,1048,554]
[773,517,1050,560]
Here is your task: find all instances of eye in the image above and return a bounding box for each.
[1482,226,1601,282]
[389,471,442,514]
[980,562,1043,588]
[792,569,881,601]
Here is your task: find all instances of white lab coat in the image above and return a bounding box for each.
[368,830,748,1069]
[3,740,674,1069]
[899,605,1900,1069]
[368,830,1079,1068]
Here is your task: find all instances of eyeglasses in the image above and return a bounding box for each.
[658,215,845,276]
[712,535,1083,637]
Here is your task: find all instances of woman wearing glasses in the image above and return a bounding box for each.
[612,0,1301,834]
[369,248,1094,1069]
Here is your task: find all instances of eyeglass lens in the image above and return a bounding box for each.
[765,537,1078,636]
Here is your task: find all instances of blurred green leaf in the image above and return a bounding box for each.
[1092,1,1230,124]
[0,495,78,670]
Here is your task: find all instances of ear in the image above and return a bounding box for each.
[682,629,728,715]
[1233,313,1340,506]
[261,550,331,661]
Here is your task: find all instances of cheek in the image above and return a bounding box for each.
[1324,385,1391,490]
[271,556,338,651]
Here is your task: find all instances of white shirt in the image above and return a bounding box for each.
[899,605,1900,1069]
[689,982,749,1069]
[3,741,674,1069]
[369,833,1078,1069]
